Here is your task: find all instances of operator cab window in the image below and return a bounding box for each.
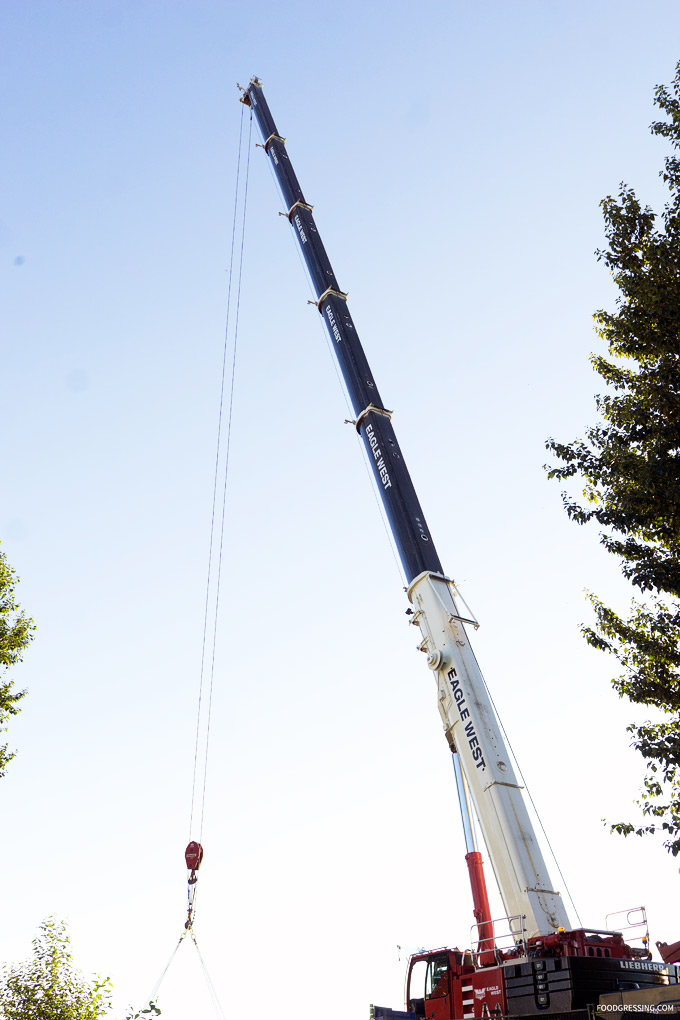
[426,955,449,999]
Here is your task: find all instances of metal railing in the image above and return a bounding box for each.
[470,914,528,966]
[605,905,650,957]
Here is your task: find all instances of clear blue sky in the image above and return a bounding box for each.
[2,1,680,1016]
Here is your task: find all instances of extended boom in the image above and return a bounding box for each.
[242,76,568,938]
[240,75,680,1020]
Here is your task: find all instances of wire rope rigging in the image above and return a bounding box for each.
[183,99,253,932]
[146,927,227,1019]
[134,97,253,1020]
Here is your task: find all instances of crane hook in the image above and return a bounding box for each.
[184,841,204,930]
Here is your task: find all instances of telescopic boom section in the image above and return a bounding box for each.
[243,77,571,939]
[242,78,442,584]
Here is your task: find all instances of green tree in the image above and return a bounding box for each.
[546,63,680,855]
[0,546,34,777]
[0,919,159,1020]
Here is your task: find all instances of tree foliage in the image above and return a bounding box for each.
[0,919,159,1020]
[0,546,34,777]
[546,63,680,855]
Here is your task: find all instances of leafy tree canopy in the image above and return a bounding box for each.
[0,919,159,1020]
[546,62,680,855]
[0,546,34,777]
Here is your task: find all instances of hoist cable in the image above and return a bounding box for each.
[189,102,247,839]
[475,652,584,928]
[197,110,253,849]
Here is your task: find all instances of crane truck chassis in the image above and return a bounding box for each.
[239,77,680,1020]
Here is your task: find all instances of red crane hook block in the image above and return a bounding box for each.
[185,841,204,872]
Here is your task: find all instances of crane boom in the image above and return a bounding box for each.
[242,80,441,584]
[242,77,570,937]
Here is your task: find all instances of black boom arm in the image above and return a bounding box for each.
[243,78,443,583]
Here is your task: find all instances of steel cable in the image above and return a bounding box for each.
[197,109,253,848]
[147,930,187,1004]
[475,650,584,928]
[191,931,228,1019]
[189,102,247,840]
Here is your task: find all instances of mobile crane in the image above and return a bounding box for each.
[239,78,680,1020]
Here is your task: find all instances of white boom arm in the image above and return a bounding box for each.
[408,570,571,937]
